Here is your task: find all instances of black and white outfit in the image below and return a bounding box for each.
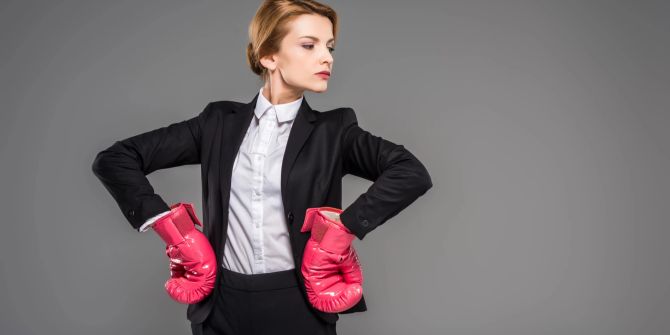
[92,86,433,334]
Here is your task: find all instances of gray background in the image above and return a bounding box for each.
[1,0,669,334]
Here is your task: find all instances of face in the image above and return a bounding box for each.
[261,14,335,95]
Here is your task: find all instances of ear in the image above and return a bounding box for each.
[259,53,277,72]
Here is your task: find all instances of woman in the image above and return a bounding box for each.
[91,1,432,334]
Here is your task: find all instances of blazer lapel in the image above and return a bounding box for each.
[281,96,317,213]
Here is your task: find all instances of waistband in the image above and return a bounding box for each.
[220,266,299,291]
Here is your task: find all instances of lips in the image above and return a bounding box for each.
[316,71,330,79]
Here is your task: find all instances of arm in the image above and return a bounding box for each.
[339,108,433,240]
[91,102,212,231]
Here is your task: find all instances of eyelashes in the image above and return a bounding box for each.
[302,45,335,53]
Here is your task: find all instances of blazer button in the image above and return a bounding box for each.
[361,219,369,227]
[128,210,135,217]
[287,212,294,222]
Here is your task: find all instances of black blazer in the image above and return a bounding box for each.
[91,91,433,325]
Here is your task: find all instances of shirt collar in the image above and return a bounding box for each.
[254,86,303,123]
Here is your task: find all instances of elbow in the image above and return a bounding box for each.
[91,152,104,177]
[91,141,126,178]
[416,168,433,195]
[394,146,433,196]
[409,153,432,196]
[91,149,113,179]
[400,161,432,198]
[423,172,433,193]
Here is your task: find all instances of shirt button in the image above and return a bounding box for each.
[287,212,294,222]
[128,210,135,216]
[361,219,369,227]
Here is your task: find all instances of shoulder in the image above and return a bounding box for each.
[195,100,240,122]
[313,106,358,125]
[207,100,239,113]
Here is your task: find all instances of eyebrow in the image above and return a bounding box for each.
[299,35,335,44]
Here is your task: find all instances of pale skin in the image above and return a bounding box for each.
[259,13,335,105]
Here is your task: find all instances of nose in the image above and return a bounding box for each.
[321,47,333,65]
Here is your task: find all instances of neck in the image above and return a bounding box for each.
[262,82,303,105]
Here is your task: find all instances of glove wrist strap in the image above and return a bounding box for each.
[152,203,200,245]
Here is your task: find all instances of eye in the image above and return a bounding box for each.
[301,44,335,53]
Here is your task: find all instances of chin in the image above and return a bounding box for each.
[309,83,328,93]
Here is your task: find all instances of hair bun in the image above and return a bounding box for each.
[245,42,263,76]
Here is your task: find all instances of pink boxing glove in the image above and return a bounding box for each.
[300,207,364,313]
[151,203,217,304]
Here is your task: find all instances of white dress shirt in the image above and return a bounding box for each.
[139,87,303,274]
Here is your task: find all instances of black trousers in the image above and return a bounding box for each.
[190,267,337,335]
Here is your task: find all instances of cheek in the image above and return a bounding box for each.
[285,57,313,80]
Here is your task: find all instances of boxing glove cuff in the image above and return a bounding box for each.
[152,203,202,246]
[301,207,355,255]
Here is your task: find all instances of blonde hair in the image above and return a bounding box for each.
[246,0,339,82]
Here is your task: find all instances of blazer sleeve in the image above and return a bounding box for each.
[339,107,433,240]
[91,102,211,231]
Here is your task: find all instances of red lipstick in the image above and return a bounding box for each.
[316,71,330,79]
